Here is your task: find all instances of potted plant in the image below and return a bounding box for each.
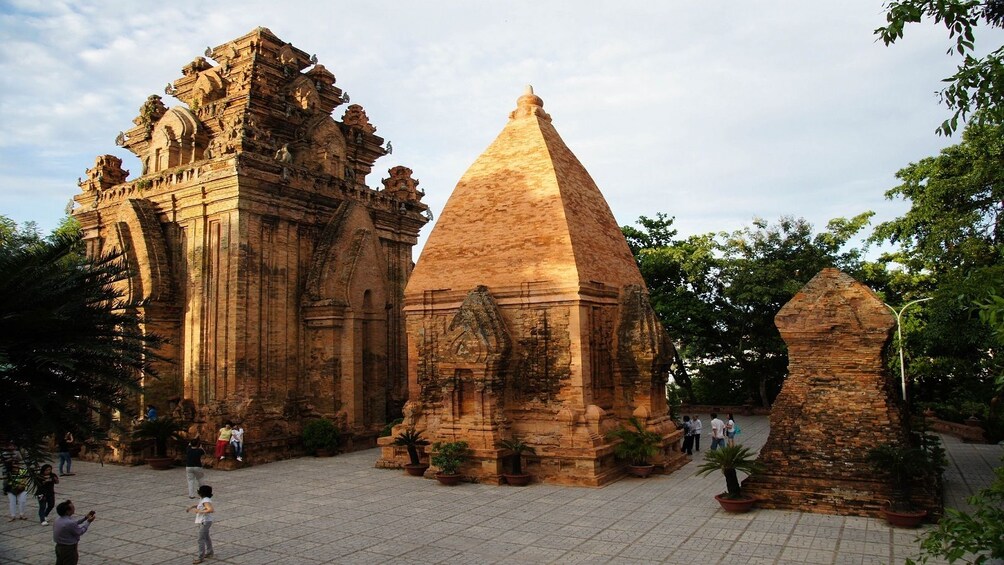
[695,444,763,512]
[133,417,186,469]
[302,418,339,456]
[499,438,535,486]
[867,443,933,527]
[393,428,430,476]
[431,440,470,485]
[606,416,662,477]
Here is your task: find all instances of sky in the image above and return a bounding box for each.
[1,1,1000,257]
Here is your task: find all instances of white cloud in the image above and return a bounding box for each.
[0,0,1000,259]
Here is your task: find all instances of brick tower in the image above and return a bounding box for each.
[742,268,940,516]
[73,28,429,462]
[377,87,685,485]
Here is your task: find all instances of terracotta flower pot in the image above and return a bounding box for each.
[714,493,757,513]
[404,463,429,477]
[627,464,655,478]
[881,506,928,528]
[503,473,532,486]
[435,472,462,486]
[146,456,174,470]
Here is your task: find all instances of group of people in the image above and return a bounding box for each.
[3,436,95,565]
[680,412,741,455]
[3,433,75,526]
[213,422,245,462]
[2,417,239,565]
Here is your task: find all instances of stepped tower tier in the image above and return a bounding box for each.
[377,87,685,486]
[74,28,430,465]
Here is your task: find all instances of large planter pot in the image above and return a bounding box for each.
[881,507,928,528]
[146,456,174,470]
[435,472,462,486]
[714,493,757,513]
[503,473,532,486]
[404,464,429,477]
[627,464,655,478]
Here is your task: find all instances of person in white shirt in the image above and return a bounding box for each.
[726,413,737,447]
[186,485,215,564]
[693,416,703,451]
[229,425,245,462]
[709,413,726,451]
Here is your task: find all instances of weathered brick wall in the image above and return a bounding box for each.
[743,268,928,517]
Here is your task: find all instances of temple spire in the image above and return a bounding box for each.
[510,84,550,121]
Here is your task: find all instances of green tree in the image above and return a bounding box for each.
[876,0,1004,135]
[871,121,1003,411]
[0,227,162,466]
[625,214,872,407]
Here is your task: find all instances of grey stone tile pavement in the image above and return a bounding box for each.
[2,415,1000,564]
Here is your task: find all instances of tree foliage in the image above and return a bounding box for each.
[625,213,872,406]
[871,122,1004,412]
[876,0,1004,135]
[0,220,162,466]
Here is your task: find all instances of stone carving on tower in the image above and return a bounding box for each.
[377,87,685,485]
[73,28,429,465]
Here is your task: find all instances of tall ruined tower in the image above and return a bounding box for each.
[377,87,685,485]
[73,28,429,460]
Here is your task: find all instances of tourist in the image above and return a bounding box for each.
[57,431,75,476]
[681,415,694,455]
[215,423,232,460]
[726,413,742,449]
[185,439,206,499]
[229,423,245,462]
[3,446,30,521]
[726,413,737,447]
[709,413,726,450]
[146,404,158,421]
[53,500,95,565]
[692,415,703,451]
[37,464,59,525]
[186,484,215,563]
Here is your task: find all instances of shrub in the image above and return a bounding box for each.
[302,418,339,454]
[431,441,470,475]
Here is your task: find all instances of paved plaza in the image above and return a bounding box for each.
[2,416,1001,564]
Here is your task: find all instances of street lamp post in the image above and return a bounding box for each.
[884,297,932,403]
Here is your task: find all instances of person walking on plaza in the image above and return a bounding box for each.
[4,463,30,521]
[53,500,95,565]
[726,413,737,447]
[215,423,232,460]
[185,439,206,499]
[37,464,59,525]
[3,442,29,521]
[229,423,245,462]
[681,415,694,455]
[710,413,726,451]
[692,415,703,451]
[57,431,75,476]
[186,485,215,564]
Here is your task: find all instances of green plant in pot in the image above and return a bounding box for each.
[499,438,536,486]
[132,417,186,469]
[302,418,340,456]
[695,444,763,512]
[867,443,934,526]
[606,416,662,477]
[431,440,470,485]
[393,428,430,476]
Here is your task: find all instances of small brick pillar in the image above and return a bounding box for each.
[742,268,911,517]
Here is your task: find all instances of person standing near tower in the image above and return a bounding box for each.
[692,416,703,451]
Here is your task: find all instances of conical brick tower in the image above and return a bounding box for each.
[378,87,685,485]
